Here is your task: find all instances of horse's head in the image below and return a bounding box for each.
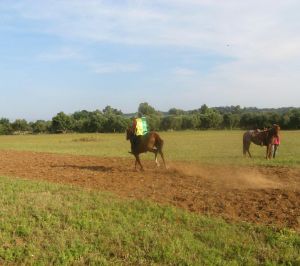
[126,127,134,140]
[272,124,280,137]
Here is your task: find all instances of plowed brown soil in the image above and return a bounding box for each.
[0,150,299,230]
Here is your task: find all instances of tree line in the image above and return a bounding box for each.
[0,103,299,135]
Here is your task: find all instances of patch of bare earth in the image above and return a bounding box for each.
[0,150,299,230]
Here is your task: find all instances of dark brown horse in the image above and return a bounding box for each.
[126,128,166,171]
[243,124,280,159]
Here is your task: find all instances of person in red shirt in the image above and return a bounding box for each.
[272,135,280,158]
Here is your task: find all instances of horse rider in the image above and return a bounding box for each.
[130,114,149,153]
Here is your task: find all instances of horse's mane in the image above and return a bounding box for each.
[126,127,133,140]
[271,124,280,137]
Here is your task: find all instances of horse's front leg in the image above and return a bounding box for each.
[135,158,138,171]
[135,154,144,171]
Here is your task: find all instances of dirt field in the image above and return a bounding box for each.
[0,150,299,230]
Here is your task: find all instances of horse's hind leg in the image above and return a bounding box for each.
[159,150,167,169]
[247,145,252,158]
[154,151,160,167]
[244,143,252,158]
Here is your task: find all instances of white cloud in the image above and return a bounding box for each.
[8,0,299,59]
[173,67,196,76]
[91,63,141,74]
[1,0,300,107]
[37,47,83,62]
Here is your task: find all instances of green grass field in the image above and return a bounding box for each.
[0,131,299,265]
[0,176,299,265]
[0,130,299,166]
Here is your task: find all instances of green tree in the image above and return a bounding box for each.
[181,115,200,130]
[72,110,93,132]
[0,118,12,135]
[103,106,123,115]
[87,112,107,132]
[138,102,157,116]
[72,110,91,121]
[147,114,161,131]
[72,119,88,133]
[103,115,129,133]
[280,113,291,129]
[161,116,183,131]
[240,113,256,129]
[32,120,50,134]
[232,105,242,114]
[168,108,185,116]
[200,110,223,129]
[200,104,209,114]
[51,112,74,133]
[269,112,281,126]
[288,109,300,129]
[223,113,240,129]
[11,119,30,133]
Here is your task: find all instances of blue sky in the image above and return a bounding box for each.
[0,0,299,120]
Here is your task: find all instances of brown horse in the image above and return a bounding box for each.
[243,124,280,159]
[126,128,166,171]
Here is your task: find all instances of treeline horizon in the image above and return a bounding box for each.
[0,103,299,135]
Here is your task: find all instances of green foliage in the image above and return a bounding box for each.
[0,176,299,265]
[240,113,270,129]
[31,120,50,134]
[146,114,161,131]
[138,102,158,116]
[0,104,300,135]
[0,118,13,135]
[181,115,200,130]
[223,113,240,129]
[11,119,30,133]
[288,109,300,129]
[71,109,129,133]
[168,108,185,115]
[102,105,123,115]
[72,110,90,120]
[51,112,74,133]
[86,111,107,133]
[199,110,223,129]
[161,116,183,130]
[103,115,130,133]
[200,104,209,114]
